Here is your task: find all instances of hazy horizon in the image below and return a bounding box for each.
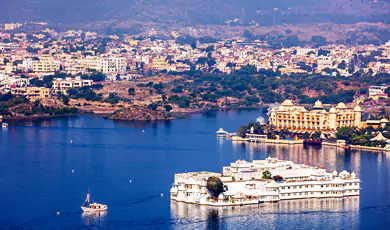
[1,0,389,25]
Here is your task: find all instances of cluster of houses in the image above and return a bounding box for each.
[0,74,93,100]
[0,23,389,101]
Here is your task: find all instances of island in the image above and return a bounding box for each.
[170,157,360,206]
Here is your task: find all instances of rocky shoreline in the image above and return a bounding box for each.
[109,107,174,121]
[1,105,262,121]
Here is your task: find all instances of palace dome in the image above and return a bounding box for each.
[281,100,293,107]
[329,107,337,113]
[314,100,323,108]
[336,102,347,109]
[354,105,361,112]
[351,171,356,179]
[256,116,266,125]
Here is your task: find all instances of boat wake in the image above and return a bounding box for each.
[114,194,162,206]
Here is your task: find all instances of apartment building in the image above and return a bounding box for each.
[52,76,93,93]
[317,56,333,71]
[296,48,315,56]
[32,55,59,73]
[10,87,50,100]
[151,57,168,70]
[100,56,127,73]
[81,56,127,73]
[82,56,100,71]
[368,85,388,100]
[0,74,29,89]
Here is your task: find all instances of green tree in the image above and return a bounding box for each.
[206,177,224,198]
[237,125,248,137]
[105,93,119,104]
[58,93,70,105]
[128,87,135,95]
[312,131,322,140]
[164,104,173,112]
[338,60,347,69]
[262,170,272,179]
[337,127,357,144]
[148,103,158,110]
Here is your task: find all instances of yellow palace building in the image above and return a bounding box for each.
[267,100,362,133]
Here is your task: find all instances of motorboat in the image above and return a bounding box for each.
[2,123,8,129]
[81,191,108,212]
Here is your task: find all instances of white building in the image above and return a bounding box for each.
[0,74,29,89]
[368,85,388,100]
[296,48,315,56]
[52,76,93,93]
[81,56,127,73]
[22,58,34,70]
[170,157,360,206]
[100,56,127,73]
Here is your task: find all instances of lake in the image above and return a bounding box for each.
[0,109,389,229]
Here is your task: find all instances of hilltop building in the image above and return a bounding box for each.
[4,23,22,31]
[267,100,362,133]
[368,85,388,100]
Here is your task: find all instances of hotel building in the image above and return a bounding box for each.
[267,100,362,133]
[170,157,360,206]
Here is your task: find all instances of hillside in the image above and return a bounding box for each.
[1,0,389,26]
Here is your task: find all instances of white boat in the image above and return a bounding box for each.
[2,123,8,129]
[81,192,108,212]
[216,128,228,138]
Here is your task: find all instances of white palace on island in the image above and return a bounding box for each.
[267,100,362,133]
[170,157,360,206]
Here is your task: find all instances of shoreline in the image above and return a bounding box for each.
[1,106,265,121]
[2,113,85,120]
[322,142,390,152]
[172,194,360,207]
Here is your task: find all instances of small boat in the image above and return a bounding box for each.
[81,191,108,212]
[216,128,228,138]
[303,139,322,146]
[227,133,237,138]
[2,123,8,129]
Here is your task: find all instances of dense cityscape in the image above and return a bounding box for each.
[1,1,390,229]
[1,21,390,122]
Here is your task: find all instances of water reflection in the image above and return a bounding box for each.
[231,142,363,175]
[113,119,172,129]
[81,211,107,226]
[171,197,360,229]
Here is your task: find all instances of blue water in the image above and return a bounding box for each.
[0,109,389,229]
